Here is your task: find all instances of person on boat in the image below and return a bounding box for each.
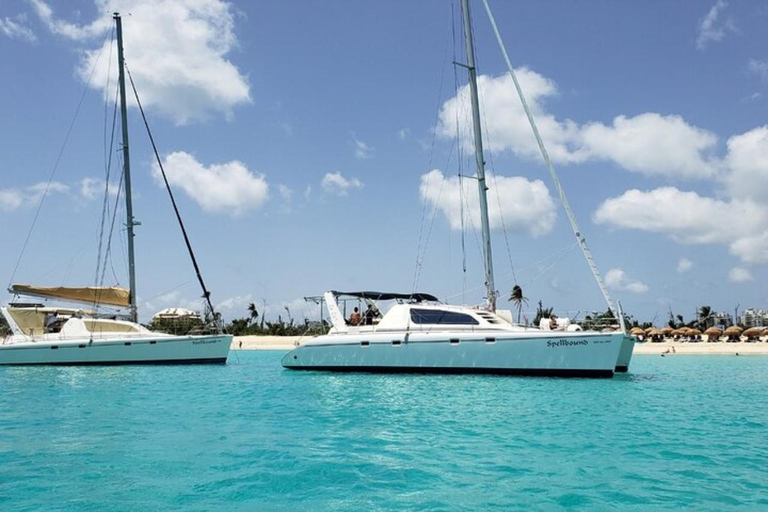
[549,315,559,331]
[364,304,378,325]
[349,307,361,326]
[45,312,59,333]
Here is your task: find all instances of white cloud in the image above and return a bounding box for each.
[605,268,649,294]
[436,73,719,180]
[352,137,374,159]
[80,177,119,200]
[696,1,736,51]
[419,169,556,236]
[303,185,312,200]
[0,14,37,42]
[437,71,583,164]
[32,0,251,125]
[321,172,363,196]
[749,59,768,82]
[0,182,69,211]
[594,187,768,264]
[216,294,254,312]
[277,184,293,201]
[729,233,768,265]
[677,258,694,273]
[580,114,719,179]
[398,128,411,140]
[154,151,268,216]
[728,266,753,283]
[723,126,768,202]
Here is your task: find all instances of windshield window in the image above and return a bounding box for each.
[410,309,478,325]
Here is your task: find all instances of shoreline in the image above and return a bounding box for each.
[231,336,768,355]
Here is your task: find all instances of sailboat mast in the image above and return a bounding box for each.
[114,13,138,323]
[461,0,496,311]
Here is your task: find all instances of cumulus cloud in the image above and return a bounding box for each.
[728,267,753,283]
[677,258,694,273]
[419,169,556,236]
[31,0,251,125]
[436,73,719,180]
[605,268,649,294]
[723,126,768,203]
[0,14,37,42]
[80,177,120,200]
[321,172,363,196]
[216,294,254,312]
[154,151,268,216]
[0,182,69,211]
[696,1,736,51]
[580,114,719,179]
[594,187,768,264]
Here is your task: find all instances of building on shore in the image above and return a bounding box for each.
[740,308,768,328]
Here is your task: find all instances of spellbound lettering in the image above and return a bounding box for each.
[547,339,588,348]
[192,339,221,345]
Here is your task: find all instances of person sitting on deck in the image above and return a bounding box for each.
[549,314,559,331]
[349,307,361,326]
[45,312,60,333]
[364,304,378,326]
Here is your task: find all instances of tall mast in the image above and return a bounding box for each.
[114,13,138,323]
[461,0,496,311]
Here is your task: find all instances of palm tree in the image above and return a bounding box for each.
[533,300,554,327]
[508,284,528,324]
[247,302,259,325]
[697,305,712,329]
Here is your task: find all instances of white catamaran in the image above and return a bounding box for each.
[283,0,633,377]
[0,14,231,365]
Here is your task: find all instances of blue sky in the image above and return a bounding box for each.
[1,0,767,325]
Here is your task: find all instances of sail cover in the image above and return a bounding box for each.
[9,284,131,308]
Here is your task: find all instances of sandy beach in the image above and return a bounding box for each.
[633,341,768,355]
[231,336,768,355]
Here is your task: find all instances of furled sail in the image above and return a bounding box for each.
[9,284,130,308]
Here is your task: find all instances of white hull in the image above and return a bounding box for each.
[615,335,635,373]
[0,334,231,365]
[283,331,625,378]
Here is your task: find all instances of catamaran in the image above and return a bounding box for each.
[282,0,633,377]
[0,14,231,365]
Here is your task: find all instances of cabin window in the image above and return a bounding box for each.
[410,309,479,325]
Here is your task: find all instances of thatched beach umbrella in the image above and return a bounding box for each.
[743,327,762,341]
[630,327,644,336]
[660,326,674,335]
[644,327,655,335]
[688,328,702,341]
[704,327,722,342]
[724,326,743,342]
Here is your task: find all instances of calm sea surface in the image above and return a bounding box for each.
[1,352,766,511]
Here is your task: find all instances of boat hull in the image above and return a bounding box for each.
[614,335,635,372]
[282,331,624,378]
[0,335,231,365]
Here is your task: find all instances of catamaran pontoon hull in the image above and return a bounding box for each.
[615,335,635,373]
[0,335,231,365]
[283,331,627,378]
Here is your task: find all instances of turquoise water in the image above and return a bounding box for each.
[1,353,766,511]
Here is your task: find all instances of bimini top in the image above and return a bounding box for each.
[9,284,131,308]
[331,291,439,302]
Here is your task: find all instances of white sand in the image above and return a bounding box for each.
[633,341,768,355]
[232,336,768,355]
[231,335,305,351]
